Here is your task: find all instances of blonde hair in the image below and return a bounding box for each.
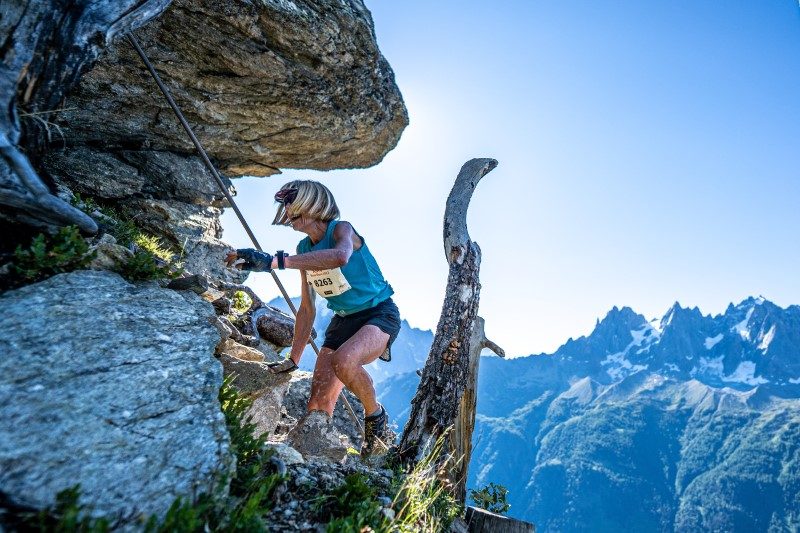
[271,180,340,225]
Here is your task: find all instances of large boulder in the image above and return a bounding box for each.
[0,270,233,526]
[51,0,408,177]
[218,353,292,439]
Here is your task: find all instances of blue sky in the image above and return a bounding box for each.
[222,1,800,356]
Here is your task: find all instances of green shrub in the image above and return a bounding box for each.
[213,375,285,531]
[231,291,253,314]
[13,485,110,532]
[115,250,179,282]
[9,226,95,285]
[469,482,510,515]
[132,234,176,264]
[314,473,386,533]
[73,194,183,282]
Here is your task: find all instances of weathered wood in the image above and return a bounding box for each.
[1,0,169,232]
[452,316,505,501]
[398,158,498,477]
[464,507,535,533]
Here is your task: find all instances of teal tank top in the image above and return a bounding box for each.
[296,220,394,316]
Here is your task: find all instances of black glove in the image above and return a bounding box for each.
[235,248,273,272]
[267,358,298,374]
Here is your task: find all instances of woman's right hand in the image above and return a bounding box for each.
[229,248,274,272]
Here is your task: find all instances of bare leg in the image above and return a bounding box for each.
[307,347,345,416]
[330,325,389,416]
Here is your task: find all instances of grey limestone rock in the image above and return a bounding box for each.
[0,270,233,525]
[286,409,349,463]
[219,353,292,439]
[283,371,365,448]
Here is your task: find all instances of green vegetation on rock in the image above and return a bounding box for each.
[231,291,253,314]
[470,482,510,515]
[74,194,183,282]
[7,226,96,288]
[315,473,386,532]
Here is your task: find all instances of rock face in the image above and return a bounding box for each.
[0,270,233,525]
[2,0,407,280]
[218,353,293,439]
[287,410,349,462]
[282,370,365,447]
[52,0,408,177]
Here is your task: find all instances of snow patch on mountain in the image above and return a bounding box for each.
[732,306,755,340]
[694,355,724,378]
[757,325,776,353]
[724,361,768,386]
[704,334,724,349]
[649,317,663,334]
[600,324,656,380]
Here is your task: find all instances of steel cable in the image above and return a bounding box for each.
[126,33,365,436]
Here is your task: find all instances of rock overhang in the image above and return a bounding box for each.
[54,0,409,177]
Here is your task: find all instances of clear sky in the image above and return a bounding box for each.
[221,0,800,357]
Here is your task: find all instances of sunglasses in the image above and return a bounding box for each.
[274,188,298,205]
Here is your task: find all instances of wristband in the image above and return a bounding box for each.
[276,250,288,270]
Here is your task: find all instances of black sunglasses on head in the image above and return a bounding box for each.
[274,188,298,205]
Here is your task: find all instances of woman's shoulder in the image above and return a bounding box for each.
[296,236,312,253]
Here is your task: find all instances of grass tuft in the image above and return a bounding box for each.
[388,435,462,532]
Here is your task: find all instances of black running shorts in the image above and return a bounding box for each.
[322,298,401,362]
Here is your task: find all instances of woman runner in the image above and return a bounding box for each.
[229,180,400,456]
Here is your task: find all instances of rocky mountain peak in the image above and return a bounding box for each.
[579,306,640,344]
[543,297,800,389]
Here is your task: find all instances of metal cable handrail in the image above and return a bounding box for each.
[126,33,364,437]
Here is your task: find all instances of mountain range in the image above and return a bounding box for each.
[379,297,800,531]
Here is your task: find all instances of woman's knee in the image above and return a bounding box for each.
[331,350,356,378]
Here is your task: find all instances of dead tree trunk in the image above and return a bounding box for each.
[452,316,505,502]
[398,157,499,487]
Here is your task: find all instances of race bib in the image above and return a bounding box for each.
[306,268,352,298]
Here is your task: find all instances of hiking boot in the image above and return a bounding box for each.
[361,405,392,457]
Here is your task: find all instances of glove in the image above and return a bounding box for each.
[235,248,273,272]
[267,358,298,374]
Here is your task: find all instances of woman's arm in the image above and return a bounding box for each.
[278,222,357,271]
[287,270,316,365]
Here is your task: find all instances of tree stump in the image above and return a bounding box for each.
[398,157,499,485]
[452,316,504,501]
[464,507,535,533]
